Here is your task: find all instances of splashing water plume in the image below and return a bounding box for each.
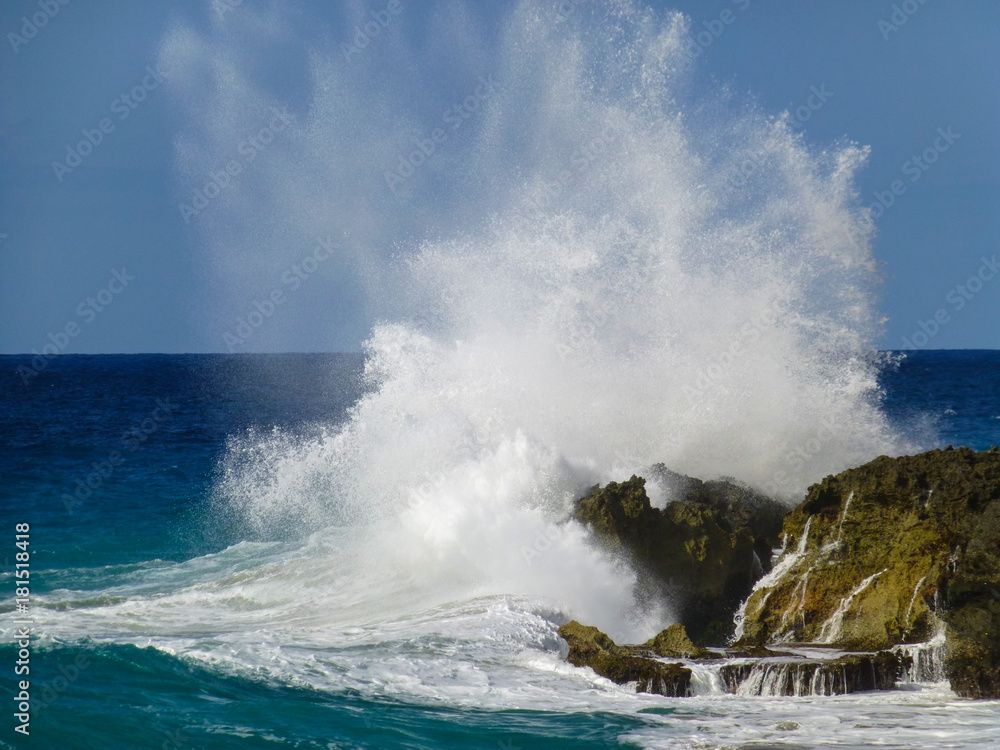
[162,1,915,640]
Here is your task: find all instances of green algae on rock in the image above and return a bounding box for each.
[558,620,910,697]
[645,623,715,659]
[558,620,692,697]
[733,446,1000,699]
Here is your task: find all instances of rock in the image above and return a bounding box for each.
[723,644,795,659]
[558,620,692,697]
[719,650,910,696]
[649,465,787,565]
[944,600,1000,699]
[733,447,1000,699]
[558,620,617,660]
[575,473,785,644]
[558,620,911,698]
[645,623,715,659]
[942,494,1000,698]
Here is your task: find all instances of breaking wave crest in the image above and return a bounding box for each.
[161,1,917,639]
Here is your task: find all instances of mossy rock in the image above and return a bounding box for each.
[733,446,1000,699]
[945,600,1000,699]
[645,623,715,659]
[558,620,692,697]
[558,619,617,660]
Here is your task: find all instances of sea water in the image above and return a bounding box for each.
[1,352,998,749]
[5,0,1000,746]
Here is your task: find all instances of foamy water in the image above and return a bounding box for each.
[103,1,992,747]
[26,539,999,749]
[155,0,920,643]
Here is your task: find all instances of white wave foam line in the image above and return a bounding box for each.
[623,684,999,750]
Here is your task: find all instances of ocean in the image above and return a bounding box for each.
[2,350,999,750]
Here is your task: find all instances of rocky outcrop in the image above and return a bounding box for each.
[733,446,1000,699]
[941,490,1000,698]
[648,465,787,566]
[575,472,785,644]
[558,620,692,696]
[645,623,716,659]
[719,650,909,696]
[558,620,910,698]
[563,449,1000,698]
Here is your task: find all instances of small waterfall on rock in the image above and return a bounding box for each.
[687,663,726,696]
[718,650,908,697]
[822,490,855,555]
[775,570,811,641]
[903,575,928,630]
[896,625,948,683]
[817,568,888,643]
[836,490,854,539]
[732,517,813,642]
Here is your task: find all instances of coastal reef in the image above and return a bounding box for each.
[558,620,692,697]
[566,448,1000,699]
[558,620,911,697]
[574,470,785,644]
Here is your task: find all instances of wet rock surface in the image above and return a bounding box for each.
[565,448,1000,699]
[718,650,910,696]
[941,494,1000,698]
[574,472,785,644]
[733,447,1000,698]
[558,620,692,697]
[645,623,716,659]
[559,620,911,698]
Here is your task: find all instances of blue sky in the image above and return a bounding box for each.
[1,0,998,353]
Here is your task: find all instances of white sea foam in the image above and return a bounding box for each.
[23,537,993,749]
[136,8,955,743]
[154,0,919,644]
[9,4,988,748]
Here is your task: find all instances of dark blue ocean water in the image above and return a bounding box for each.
[1,351,998,750]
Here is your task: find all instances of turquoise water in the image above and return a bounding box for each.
[2,352,1000,749]
[7,643,656,749]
